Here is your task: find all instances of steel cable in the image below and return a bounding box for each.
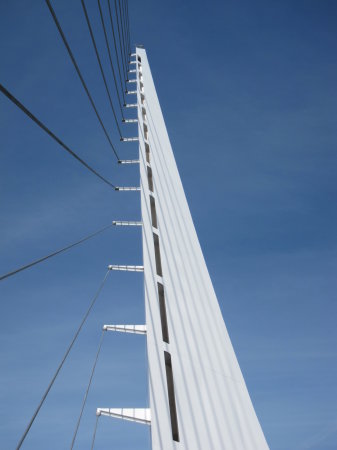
[45,0,120,160]
[126,0,131,55]
[0,83,116,189]
[70,330,106,449]
[114,0,127,82]
[118,0,128,69]
[125,0,131,57]
[122,0,130,58]
[97,0,125,116]
[0,224,113,282]
[81,0,123,138]
[15,270,110,450]
[90,415,100,450]
[120,0,128,60]
[108,0,127,97]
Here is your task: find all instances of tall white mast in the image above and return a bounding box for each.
[98,47,269,450]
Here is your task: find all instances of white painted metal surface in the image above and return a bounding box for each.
[122,118,138,123]
[118,159,139,164]
[103,324,147,334]
[115,186,141,191]
[121,137,139,142]
[112,221,142,226]
[137,47,269,450]
[97,408,151,425]
[108,265,144,272]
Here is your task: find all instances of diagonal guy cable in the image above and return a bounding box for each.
[97,0,125,117]
[15,270,110,450]
[0,83,116,189]
[90,415,100,450]
[45,0,120,160]
[125,0,131,56]
[120,0,128,60]
[118,0,128,69]
[107,0,126,101]
[114,0,127,82]
[81,0,123,138]
[0,224,113,282]
[70,330,106,449]
[122,0,130,58]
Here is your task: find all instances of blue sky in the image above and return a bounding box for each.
[1,0,336,449]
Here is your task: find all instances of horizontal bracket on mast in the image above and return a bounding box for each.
[122,118,138,123]
[118,159,139,164]
[120,137,139,142]
[114,187,141,191]
[128,69,137,73]
[108,265,144,272]
[103,325,147,334]
[126,90,137,95]
[126,79,137,84]
[112,221,142,226]
[124,103,138,108]
[97,408,151,425]
[129,60,137,65]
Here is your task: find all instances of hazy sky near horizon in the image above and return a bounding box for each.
[1,1,337,449]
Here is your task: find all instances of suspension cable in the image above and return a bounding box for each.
[45,0,120,160]
[81,0,123,137]
[118,0,128,70]
[126,0,131,57]
[108,0,127,97]
[114,0,127,82]
[0,83,116,189]
[122,0,130,59]
[0,224,113,282]
[15,270,110,450]
[125,0,131,57]
[70,330,106,450]
[91,415,100,450]
[97,0,125,116]
[120,0,128,60]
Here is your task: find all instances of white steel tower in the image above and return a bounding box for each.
[98,47,269,450]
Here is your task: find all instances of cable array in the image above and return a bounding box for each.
[81,0,123,138]
[114,0,128,82]
[118,0,129,69]
[125,1,131,57]
[108,0,127,99]
[97,0,125,120]
[15,271,110,450]
[70,330,106,449]
[0,84,116,189]
[121,0,131,60]
[2,0,134,447]
[45,0,120,160]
